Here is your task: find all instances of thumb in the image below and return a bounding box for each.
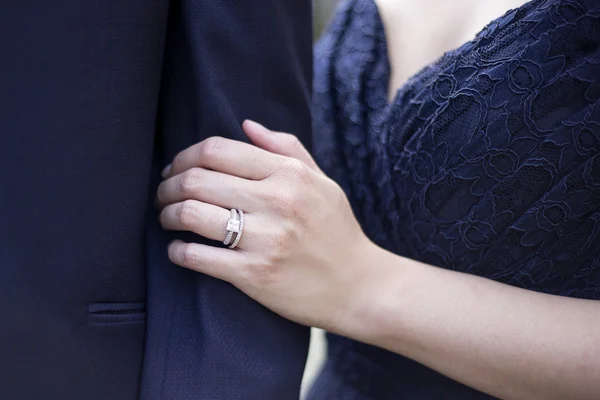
[242,120,321,172]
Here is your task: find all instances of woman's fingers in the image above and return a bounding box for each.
[168,240,245,284]
[242,120,321,173]
[164,136,281,180]
[156,167,259,211]
[160,200,230,243]
[159,200,258,249]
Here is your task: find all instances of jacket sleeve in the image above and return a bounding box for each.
[141,1,313,399]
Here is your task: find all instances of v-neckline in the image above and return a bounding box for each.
[368,0,534,108]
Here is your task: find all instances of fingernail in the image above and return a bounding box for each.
[168,240,184,261]
[161,164,171,178]
[244,119,268,133]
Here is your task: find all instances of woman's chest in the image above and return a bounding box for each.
[374,0,527,100]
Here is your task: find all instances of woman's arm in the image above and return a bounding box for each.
[349,245,600,400]
[157,121,600,400]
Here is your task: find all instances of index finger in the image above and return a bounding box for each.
[164,136,281,180]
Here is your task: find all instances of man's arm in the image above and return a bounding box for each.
[141,1,313,399]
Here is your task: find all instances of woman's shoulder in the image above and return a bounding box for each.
[312,0,390,196]
[312,0,600,258]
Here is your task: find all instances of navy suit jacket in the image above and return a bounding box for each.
[0,1,312,399]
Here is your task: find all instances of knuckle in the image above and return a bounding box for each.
[178,200,199,227]
[271,187,306,219]
[284,158,306,175]
[178,168,203,193]
[283,158,312,184]
[268,188,295,215]
[180,244,200,265]
[199,136,225,159]
[283,133,302,150]
[270,224,297,254]
[248,258,278,286]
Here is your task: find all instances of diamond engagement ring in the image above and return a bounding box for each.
[223,208,245,249]
[223,209,238,246]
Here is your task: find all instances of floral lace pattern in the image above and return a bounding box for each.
[309,0,600,398]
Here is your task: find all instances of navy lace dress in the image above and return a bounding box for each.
[308,0,600,398]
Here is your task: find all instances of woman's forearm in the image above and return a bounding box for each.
[344,245,600,400]
[156,124,600,400]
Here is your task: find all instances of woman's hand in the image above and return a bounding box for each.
[157,120,377,331]
[156,121,600,400]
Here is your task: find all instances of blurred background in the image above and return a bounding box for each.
[314,0,339,39]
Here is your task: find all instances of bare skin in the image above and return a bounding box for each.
[157,121,600,400]
[375,0,528,100]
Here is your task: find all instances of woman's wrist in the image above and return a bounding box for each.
[330,241,411,345]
